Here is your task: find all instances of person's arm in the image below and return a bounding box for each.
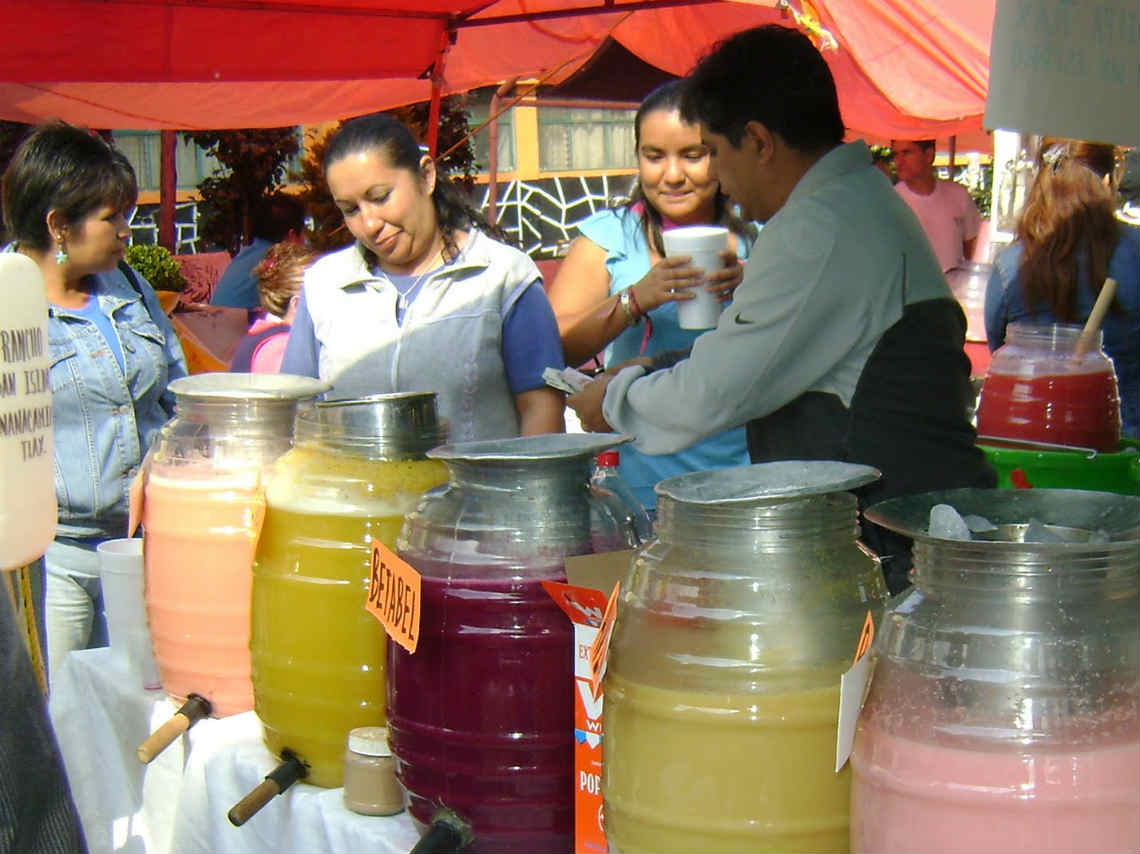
[279,289,321,378]
[502,281,567,435]
[983,262,1010,352]
[547,235,705,366]
[587,206,877,455]
[961,186,982,263]
[130,266,188,414]
[515,387,566,435]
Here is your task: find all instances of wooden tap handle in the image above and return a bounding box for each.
[227,753,306,827]
[136,714,191,764]
[136,694,211,764]
[227,779,280,827]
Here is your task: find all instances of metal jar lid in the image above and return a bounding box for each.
[865,487,1140,547]
[168,372,329,401]
[428,432,630,464]
[656,460,881,505]
[295,391,448,458]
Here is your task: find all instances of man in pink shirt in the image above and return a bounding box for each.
[893,139,981,272]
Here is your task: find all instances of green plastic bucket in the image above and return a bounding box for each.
[979,437,1140,495]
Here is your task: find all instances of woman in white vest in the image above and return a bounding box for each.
[281,115,566,440]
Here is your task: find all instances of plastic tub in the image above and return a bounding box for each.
[979,437,1139,495]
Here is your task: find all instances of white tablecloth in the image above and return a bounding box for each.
[49,648,421,854]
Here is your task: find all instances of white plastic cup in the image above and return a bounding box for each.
[662,225,731,329]
[97,538,161,690]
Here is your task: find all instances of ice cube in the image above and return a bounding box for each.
[929,504,972,540]
[963,514,997,533]
[1024,517,1063,543]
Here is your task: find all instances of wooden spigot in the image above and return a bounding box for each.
[227,750,308,827]
[136,693,211,764]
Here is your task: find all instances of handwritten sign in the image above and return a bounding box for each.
[365,541,422,654]
[986,0,1138,146]
[586,581,620,699]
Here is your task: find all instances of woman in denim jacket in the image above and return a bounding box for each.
[2,123,188,682]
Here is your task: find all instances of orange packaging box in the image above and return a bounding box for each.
[544,549,634,854]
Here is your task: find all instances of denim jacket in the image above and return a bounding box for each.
[42,261,188,540]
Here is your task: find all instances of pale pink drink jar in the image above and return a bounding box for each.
[142,373,325,717]
[852,488,1139,853]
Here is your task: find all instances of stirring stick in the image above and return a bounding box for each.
[1074,278,1118,358]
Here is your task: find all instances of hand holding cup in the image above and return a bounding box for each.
[661,226,732,329]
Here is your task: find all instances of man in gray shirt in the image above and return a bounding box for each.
[569,25,994,593]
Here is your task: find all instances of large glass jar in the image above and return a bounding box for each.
[142,373,325,717]
[388,433,631,854]
[977,322,1122,451]
[251,393,448,788]
[603,462,888,853]
[852,488,1139,853]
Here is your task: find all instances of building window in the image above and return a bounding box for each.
[468,93,516,173]
[538,106,636,171]
[111,130,302,192]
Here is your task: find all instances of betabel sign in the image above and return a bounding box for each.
[985,0,1139,146]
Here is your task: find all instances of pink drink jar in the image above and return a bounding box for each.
[852,488,1139,853]
[142,373,324,717]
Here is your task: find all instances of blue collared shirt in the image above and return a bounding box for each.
[39,260,188,539]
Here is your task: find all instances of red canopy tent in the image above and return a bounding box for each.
[0,0,993,148]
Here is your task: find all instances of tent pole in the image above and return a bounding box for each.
[426,26,455,156]
[486,79,516,226]
[159,130,177,252]
[949,134,957,175]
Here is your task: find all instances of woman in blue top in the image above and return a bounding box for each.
[2,123,188,681]
[281,114,565,440]
[985,138,1139,438]
[548,81,757,510]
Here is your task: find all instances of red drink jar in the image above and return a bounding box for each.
[977,323,1122,451]
[387,433,632,854]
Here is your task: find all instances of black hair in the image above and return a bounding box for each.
[2,122,137,252]
[680,25,844,154]
[250,192,306,242]
[626,80,757,256]
[324,113,508,257]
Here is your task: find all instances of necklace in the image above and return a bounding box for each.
[390,246,445,320]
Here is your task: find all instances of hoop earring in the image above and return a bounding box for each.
[54,235,68,265]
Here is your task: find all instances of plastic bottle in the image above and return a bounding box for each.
[590,450,652,550]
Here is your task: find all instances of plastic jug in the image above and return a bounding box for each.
[977,322,1122,452]
[852,488,1139,853]
[142,373,325,717]
[251,393,448,788]
[388,433,632,854]
[602,461,888,853]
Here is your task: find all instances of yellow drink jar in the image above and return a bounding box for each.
[251,393,448,788]
[603,462,888,853]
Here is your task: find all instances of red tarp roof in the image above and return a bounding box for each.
[0,0,994,147]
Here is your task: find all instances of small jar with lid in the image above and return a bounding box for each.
[343,727,404,816]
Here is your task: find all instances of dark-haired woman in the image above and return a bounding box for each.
[547,81,756,511]
[2,123,187,681]
[985,138,1139,438]
[280,114,565,439]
